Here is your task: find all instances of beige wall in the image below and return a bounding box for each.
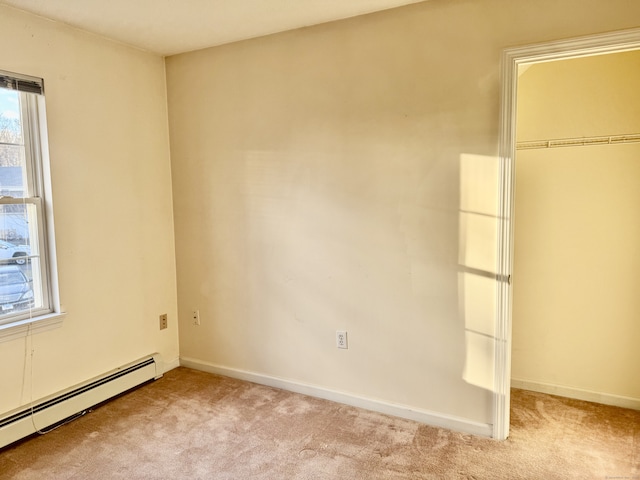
[166,0,640,425]
[0,6,179,414]
[513,51,640,401]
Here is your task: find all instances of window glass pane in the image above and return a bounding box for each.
[0,203,34,254]
[0,155,28,197]
[0,202,42,318]
[0,264,35,316]
[0,88,22,144]
[0,89,27,199]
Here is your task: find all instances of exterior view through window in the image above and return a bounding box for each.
[0,71,57,328]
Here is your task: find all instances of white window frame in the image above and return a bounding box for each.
[0,70,64,342]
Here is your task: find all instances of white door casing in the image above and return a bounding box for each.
[493,27,640,440]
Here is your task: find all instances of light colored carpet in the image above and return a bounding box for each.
[0,367,638,479]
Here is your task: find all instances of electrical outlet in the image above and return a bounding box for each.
[336,330,348,349]
[192,310,200,326]
[159,314,168,330]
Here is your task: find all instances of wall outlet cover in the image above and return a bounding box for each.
[336,330,348,349]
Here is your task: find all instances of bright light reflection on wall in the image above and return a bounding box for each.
[458,153,500,392]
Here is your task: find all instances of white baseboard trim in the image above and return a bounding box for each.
[162,357,181,374]
[511,378,640,411]
[180,357,493,438]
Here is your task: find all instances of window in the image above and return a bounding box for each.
[0,70,62,338]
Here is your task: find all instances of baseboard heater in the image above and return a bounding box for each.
[0,353,163,449]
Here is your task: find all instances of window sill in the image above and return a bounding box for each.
[0,312,66,343]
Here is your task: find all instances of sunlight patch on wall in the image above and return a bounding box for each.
[458,153,500,392]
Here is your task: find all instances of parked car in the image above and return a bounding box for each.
[0,240,30,265]
[0,265,34,314]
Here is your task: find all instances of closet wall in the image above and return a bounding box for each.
[511,50,640,406]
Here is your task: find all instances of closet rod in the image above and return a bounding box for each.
[516,133,640,150]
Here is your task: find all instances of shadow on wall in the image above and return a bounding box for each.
[458,153,500,393]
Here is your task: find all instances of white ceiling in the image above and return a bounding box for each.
[0,0,427,56]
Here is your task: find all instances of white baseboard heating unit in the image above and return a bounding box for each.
[0,353,162,449]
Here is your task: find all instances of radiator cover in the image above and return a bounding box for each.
[0,354,162,449]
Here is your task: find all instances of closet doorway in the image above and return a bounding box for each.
[511,50,640,408]
[493,28,640,440]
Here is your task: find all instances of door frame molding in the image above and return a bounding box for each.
[493,27,640,440]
